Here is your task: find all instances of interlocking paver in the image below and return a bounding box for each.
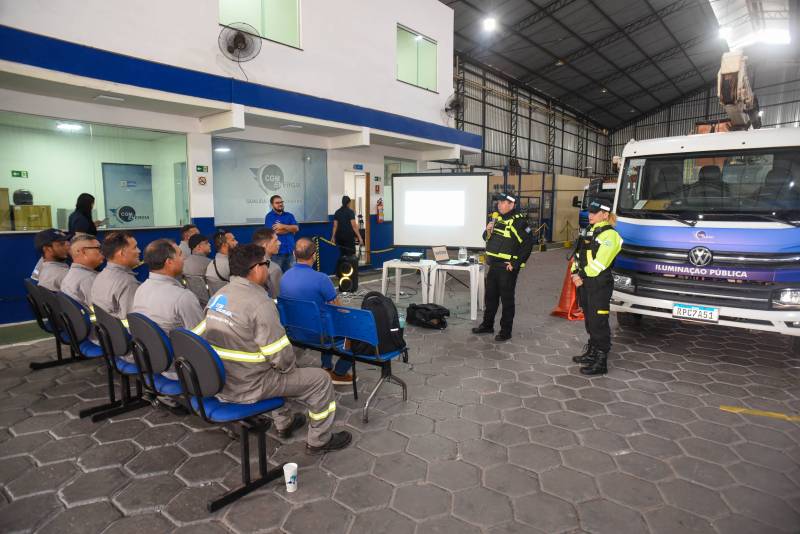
[453,486,513,527]
[578,499,649,534]
[59,467,129,505]
[37,501,122,534]
[483,463,539,497]
[393,483,451,520]
[373,451,427,484]
[513,492,578,532]
[427,460,480,491]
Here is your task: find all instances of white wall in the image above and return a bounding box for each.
[0,0,455,125]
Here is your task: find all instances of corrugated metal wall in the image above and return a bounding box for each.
[458,59,611,177]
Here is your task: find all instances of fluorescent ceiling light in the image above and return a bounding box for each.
[483,17,497,32]
[280,124,303,129]
[214,147,231,152]
[94,94,125,103]
[56,122,82,132]
[415,35,423,41]
[718,27,732,41]
[600,88,607,93]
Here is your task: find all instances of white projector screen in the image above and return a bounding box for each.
[392,173,489,248]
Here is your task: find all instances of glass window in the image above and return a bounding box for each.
[617,148,800,221]
[0,111,188,232]
[212,138,327,225]
[396,25,437,91]
[219,0,301,49]
[383,157,417,222]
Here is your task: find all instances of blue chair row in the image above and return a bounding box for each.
[276,297,408,423]
[24,278,78,370]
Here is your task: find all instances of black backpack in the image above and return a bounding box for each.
[349,291,406,355]
[407,303,450,330]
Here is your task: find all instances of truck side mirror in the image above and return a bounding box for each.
[572,196,580,207]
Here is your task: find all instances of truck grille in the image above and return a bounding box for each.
[621,245,800,267]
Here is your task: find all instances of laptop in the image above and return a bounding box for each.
[432,246,467,265]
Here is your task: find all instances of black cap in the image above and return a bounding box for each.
[588,192,614,213]
[188,234,209,251]
[493,193,517,203]
[34,228,69,252]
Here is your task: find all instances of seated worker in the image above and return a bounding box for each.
[252,227,283,298]
[183,234,212,305]
[194,244,351,454]
[35,229,70,291]
[178,224,199,259]
[61,234,104,309]
[31,257,43,281]
[281,238,353,385]
[132,239,204,335]
[92,231,141,323]
[205,230,238,296]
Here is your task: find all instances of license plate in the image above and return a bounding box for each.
[672,303,719,322]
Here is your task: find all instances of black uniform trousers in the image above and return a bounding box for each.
[578,273,614,352]
[481,261,519,335]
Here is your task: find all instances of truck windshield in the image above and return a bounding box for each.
[617,148,800,220]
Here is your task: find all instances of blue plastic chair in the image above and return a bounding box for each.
[170,328,286,512]
[54,292,104,360]
[24,280,75,370]
[276,297,331,349]
[126,313,184,401]
[79,306,150,422]
[323,303,408,423]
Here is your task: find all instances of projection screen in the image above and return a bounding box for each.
[392,173,489,248]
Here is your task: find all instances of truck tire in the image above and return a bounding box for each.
[791,337,800,357]
[616,312,642,328]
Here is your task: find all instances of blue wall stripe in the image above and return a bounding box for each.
[0,25,482,149]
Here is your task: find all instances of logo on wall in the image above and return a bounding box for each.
[251,164,284,195]
[115,205,137,223]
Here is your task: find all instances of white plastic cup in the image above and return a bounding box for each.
[283,462,298,493]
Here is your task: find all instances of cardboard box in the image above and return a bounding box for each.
[0,188,10,231]
[13,205,52,231]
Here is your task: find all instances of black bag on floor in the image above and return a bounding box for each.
[350,291,406,355]
[406,303,450,330]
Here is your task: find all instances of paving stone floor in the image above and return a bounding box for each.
[1,249,799,533]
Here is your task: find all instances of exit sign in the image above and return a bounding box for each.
[11,170,28,178]
[353,164,364,170]
[196,165,208,172]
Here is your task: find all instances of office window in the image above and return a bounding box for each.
[0,111,188,232]
[212,138,328,225]
[383,157,417,221]
[396,25,437,91]
[219,0,301,48]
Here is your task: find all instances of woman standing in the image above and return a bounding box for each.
[570,196,622,376]
[68,193,105,236]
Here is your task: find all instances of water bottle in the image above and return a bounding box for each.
[398,311,406,329]
[458,247,467,262]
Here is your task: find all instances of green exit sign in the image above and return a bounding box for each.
[196,165,208,172]
[11,170,28,178]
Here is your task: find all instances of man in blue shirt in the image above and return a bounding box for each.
[264,195,299,272]
[281,238,353,385]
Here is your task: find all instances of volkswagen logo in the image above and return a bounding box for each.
[688,246,713,267]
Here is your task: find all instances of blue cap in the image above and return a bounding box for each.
[588,199,612,213]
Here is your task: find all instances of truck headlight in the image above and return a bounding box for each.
[772,289,800,309]
[614,274,634,293]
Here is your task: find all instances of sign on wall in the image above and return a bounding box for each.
[101,163,154,228]
[212,139,328,225]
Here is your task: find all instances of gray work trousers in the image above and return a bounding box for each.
[269,367,336,447]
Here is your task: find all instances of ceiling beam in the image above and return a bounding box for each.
[641,0,708,85]
[455,0,642,117]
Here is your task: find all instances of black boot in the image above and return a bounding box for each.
[580,351,608,376]
[472,324,494,334]
[572,344,595,364]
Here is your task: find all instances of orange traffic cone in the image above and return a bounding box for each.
[551,260,584,321]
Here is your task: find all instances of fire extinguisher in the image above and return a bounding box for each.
[377,198,384,223]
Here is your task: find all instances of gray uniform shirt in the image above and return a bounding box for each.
[197,276,294,404]
[91,262,140,321]
[132,273,204,334]
[266,260,282,298]
[38,261,70,291]
[61,263,98,309]
[183,253,212,305]
[178,240,191,260]
[31,257,43,281]
[205,253,230,295]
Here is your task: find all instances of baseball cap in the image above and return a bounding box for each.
[494,193,516,203]
[189,234,209,251]
[34,229,69,252]
[588,199,613,213]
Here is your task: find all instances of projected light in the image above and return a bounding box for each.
[405,191,464,226]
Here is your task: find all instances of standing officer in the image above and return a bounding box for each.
[193,244,352,454]
[472,193,535,342]
[570,196,622,376]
